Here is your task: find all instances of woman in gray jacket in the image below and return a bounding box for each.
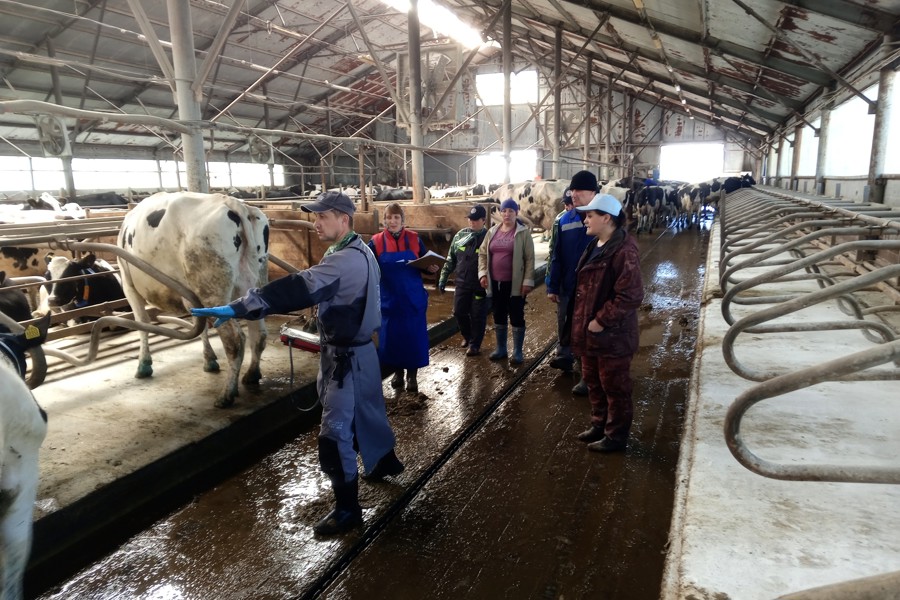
[478,199,536,364]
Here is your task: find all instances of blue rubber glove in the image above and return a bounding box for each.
[191,305,235,328]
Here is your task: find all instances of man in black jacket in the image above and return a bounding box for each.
[438,204,489,356]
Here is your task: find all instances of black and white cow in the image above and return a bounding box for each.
[489,180,570,234]
[0,272,31,323]
[70,191,128,207]
[722,174,756,194]
[117,192,270,408]
[0,193,85,225]
[0,248,44,280]
[41,254,124,312]
[0,314,49,600]
[635,186,665,234]
[33,254,126,323]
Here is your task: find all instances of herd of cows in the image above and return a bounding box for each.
[489,173,757,235]
[0,173,758,596]
[0,173,758,391]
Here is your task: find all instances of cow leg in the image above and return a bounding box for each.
[214,319,245,408]
[201,328,220,373]
[241,319,267,386]
[122,280,154,378]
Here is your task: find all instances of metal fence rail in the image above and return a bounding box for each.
[718,186,900,484]
[1,214,304,388]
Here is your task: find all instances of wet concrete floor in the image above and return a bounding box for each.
[37,225,709,600]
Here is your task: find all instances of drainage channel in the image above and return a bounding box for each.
[300,339,557,599]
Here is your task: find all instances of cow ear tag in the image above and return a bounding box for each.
[25,324,40,340]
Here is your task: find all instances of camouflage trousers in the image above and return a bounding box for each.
[580,354,634,443]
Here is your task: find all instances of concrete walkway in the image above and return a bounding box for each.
[661,224,900,599]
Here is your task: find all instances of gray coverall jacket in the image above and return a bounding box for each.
[229,234,396,481]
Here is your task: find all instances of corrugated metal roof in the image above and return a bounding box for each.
[0,0,897,162]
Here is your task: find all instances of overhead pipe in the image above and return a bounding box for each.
[0,99,475,156]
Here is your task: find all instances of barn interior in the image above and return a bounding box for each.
[0,1,899,600]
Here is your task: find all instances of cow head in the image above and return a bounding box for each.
[44,253,110,309]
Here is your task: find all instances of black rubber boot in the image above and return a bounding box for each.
[313,477,363,536]
[576,425,605,443]
[390,369,404,388]
[363,448,405,481]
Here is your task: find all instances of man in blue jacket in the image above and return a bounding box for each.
[546,170,598,395]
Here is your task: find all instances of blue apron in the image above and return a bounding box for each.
[375,231,430,369]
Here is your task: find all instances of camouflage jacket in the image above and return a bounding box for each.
[571,228,644,357]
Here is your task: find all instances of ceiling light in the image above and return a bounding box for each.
[674,84,680,92]
[666,65,674,73]
[681,98,687,104]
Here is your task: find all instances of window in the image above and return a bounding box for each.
[659,143,724,182]
[826,86,876,176]
[475,149,537,185]
[0,157,284,194]
[476,70,538,106]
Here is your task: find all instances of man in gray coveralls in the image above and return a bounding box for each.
[191,191,403,536]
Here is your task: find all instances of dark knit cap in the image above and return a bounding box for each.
[569,170,598,192]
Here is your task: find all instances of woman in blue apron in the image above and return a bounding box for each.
[369,203,437,392]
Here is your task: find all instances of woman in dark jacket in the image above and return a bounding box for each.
[571,194,644,453]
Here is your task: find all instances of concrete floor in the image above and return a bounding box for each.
[30,227,705,599]
[28,214,899,600]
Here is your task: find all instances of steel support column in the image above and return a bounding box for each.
[408,0,426,203]
[814,106,831,195]
[502,1,512,184]
[790,124,802,191]
[775,135,784,188]
[583,57,592,169]
[552,26,562,179]
[167,0,207,192]
[868,35,896,205]
[603,81,611,181]
[46,37,76,200]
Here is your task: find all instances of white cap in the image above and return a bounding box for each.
[575,193,622,216]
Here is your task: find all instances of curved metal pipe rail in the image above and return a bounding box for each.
[17,240,206,376]
[717,187,900,483]
[2,211,307,385]
[725,340,900,484]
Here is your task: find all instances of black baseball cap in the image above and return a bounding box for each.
[468,204,487,220]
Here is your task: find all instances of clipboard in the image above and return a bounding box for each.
[407,250,446,272]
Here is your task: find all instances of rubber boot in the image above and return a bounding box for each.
[390,369,404,388]
[406,368,418,393]
[363,448,405,481]
[489,325,508,361]
[572,377,588,396]
[313,477,363,536]
[510,326,526,365]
